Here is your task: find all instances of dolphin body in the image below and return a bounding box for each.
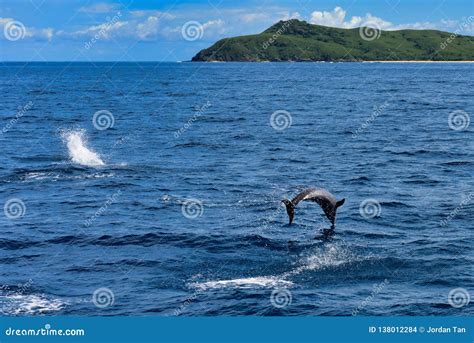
[282,188,345,236]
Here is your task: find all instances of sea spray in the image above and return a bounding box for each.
[60,129,105,167]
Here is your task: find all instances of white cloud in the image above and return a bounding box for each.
[79,3,119,14]
[241,13,268,23]
[309,6,474,35]
[27,27,54,41]
[59,14,208,42]
[200,19,226,38]
[136,16,160,40]
[0,17,54,41]
[58,20,128,40]
[310,6,392,29]
[310,6,346,27]
[130,10,175,20]
[202,19,225,31]
[391,22,438,30]
[240,10,300,24]
[163,19,226,40]
[5,6,472,47]
[393,17,474,34]
[278,11,301,21]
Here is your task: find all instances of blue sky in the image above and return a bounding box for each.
[1,0,473,61]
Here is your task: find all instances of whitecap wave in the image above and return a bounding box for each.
[189,277,293,291]
[22,171,114,182]
[23,172,55,180]
[0,294,66,315]
[190,244,359,291]
[61,129,105,167]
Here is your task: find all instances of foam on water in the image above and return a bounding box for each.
[22,171,115,182]
[282,243,357,278]
[191,244,358,291]
[61,130,105,167]
[189,277,294,290]
[0,294,66,315]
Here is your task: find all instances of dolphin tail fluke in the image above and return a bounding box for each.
[282,200,295,225]
[336,198,345,208]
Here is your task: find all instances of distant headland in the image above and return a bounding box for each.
[191,19,474,62]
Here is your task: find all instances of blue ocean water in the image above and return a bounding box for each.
[0,62,472,316]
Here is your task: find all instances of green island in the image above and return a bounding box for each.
[191,19,474,62]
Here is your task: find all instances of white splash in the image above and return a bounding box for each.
[0,294,65,315]
[189,244,358,291]
[189,277,293,291]
[282,244,354,279]
[62,130,105,167]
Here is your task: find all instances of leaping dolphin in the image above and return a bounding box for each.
[282,188,345,236]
